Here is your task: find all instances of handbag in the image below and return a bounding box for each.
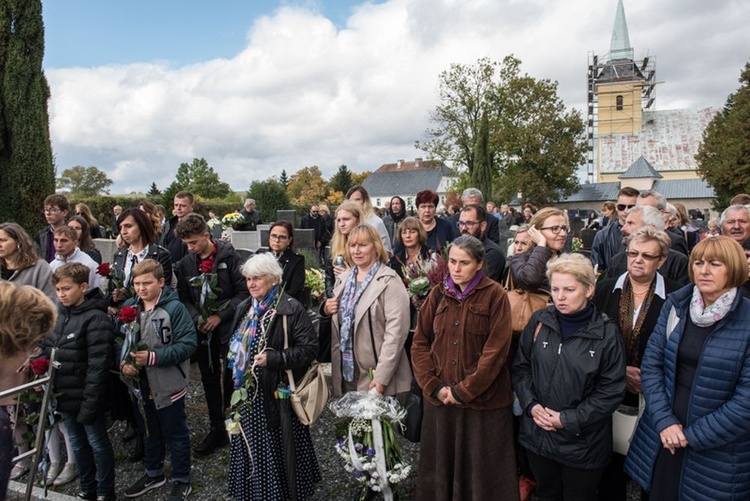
[401,377,423,443]
[283,315,330,426]
[612,394,644,455]
[504,273,551,334]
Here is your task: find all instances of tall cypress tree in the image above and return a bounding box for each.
[0,0,55,233]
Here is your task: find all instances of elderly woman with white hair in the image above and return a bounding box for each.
[512,253,626,501]
[226,253,321,500]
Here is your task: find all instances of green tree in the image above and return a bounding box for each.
[279,169,289,188]
[164,157,231,201]
[287,166,329,207]
[417,56,585,206]
[696,62,750,210]
[247,178,290,222]
[0,0,55,233]
[147,181,161,196]
[57,165,113,196]
[329,164,353,194]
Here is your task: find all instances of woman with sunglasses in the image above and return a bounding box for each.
[592,227,680,501]
[510,207,570,293]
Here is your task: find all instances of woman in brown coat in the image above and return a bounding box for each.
[323,224,412,396]
[412,235,518,501]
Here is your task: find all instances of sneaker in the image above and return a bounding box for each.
[167,482,191,501]
[52,462,79,486]
[123,474,166,498]
[77,492,96,501]
[45,462,62,486]
[193,429,228,456]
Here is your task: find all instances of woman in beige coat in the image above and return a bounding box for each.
[323,224,412,396]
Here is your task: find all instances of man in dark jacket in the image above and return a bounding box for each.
[449,188,501,244]
[382,196,407,247]
[175,214,249,456]
[300,203,326,251]
[42,263,116,501]
[35,193,70,263]
[236,198,262,232]
[590,186,640,272]
[458,205,505,283]
[161,190,194,265]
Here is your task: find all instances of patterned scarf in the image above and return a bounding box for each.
[618,276,656,366]
[689,286,736,327]
[228,285,280,388]
[339,262,381,382]
[443,270,483,301]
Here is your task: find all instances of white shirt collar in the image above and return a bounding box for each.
[613,271,666,299]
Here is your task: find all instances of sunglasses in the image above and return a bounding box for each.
[625,250,662,261]
[617,204,636,211]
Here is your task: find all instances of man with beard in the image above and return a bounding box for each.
[604,205,689,286]
[449,188,501,244]
[457,205,505,283]
[721,204,750,250]
[382,196,407,248]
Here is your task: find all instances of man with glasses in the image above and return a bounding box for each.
[174,213,248,456]
[590,187,639,272]
[635,190,688,256]
[458,205,505,283]
[300,203,325,253]
[449,188,501,244]
[35,194,70,263]
[720,204,750,250]
[604,206,689,286]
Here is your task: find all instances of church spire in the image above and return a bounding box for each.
[609,0,632,59]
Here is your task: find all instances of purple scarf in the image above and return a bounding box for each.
[443,270,483,300]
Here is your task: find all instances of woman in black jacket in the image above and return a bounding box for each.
[265,221,305,302]
[512,253,626,501]
[592,227,680,501]
[510,207,569,293]
[226,253,320,500]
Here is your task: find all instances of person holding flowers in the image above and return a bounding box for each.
[119,259,196,500]
[39,263,115,500]
[411,235,518,501]
[323,224,412,397]
[175,213,248,457]
[226,253,320,500]
[389,217,431,281]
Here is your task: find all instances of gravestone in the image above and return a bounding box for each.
[231,231,261,250]
[277,210,297,227]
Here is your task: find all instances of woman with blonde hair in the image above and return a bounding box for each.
[510,207,570,292]
[325,201,364,294]
[323,224,411,396]
[75,203,103,239]
[345,185,392,253]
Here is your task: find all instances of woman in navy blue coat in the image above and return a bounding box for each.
[625,236,750,500]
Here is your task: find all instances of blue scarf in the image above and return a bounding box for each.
[228,285,280,388]
[339,262,381,382]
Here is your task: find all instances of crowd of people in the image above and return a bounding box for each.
[1,185,750,501]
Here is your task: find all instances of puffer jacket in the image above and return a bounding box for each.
[228,293,318,429]
[624,285,750,500]
[119,287,197,409]
[512,305,626,469]
[41,289,113,424]
[176,239,249,344]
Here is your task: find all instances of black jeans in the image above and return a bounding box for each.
[196,332,231,431]
[527,450,605,501]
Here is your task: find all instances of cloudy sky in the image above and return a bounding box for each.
[41,0,749,194]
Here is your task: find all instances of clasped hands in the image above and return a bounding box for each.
[530,404,563,431]
[437,386,460,406]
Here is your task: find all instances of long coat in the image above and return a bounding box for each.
[329,264,412,396]
[624,285,750,500]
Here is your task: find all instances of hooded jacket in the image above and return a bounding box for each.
[624,285,750,500]
[41,289,113,424]
[176,239,249,344]
[512,305,626,469]
[119,287,197,409]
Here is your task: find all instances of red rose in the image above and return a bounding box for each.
[30,358,50,376]
[118,306,138,324]
[199,260,214,274]
[97,262,112,277]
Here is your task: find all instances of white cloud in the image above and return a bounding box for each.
[46,0,750,194]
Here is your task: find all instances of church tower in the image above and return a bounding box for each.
[586,0,656,182]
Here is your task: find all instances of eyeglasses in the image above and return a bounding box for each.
[43,208,60,214]
[616,204,636,212]
[457,221,480,229]
[625,250,662,261]
[539,225,570,234]
[269,234,289,241]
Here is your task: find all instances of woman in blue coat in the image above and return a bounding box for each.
[625,236,750,500]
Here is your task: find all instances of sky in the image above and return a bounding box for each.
[41,0,749,195]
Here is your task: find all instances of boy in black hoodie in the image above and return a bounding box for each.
[175,213,248,456]
[42,263,115,501]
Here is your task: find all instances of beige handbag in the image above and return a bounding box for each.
[504,274,551,334]
[283,316,330,426]
[612,394,644,455]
